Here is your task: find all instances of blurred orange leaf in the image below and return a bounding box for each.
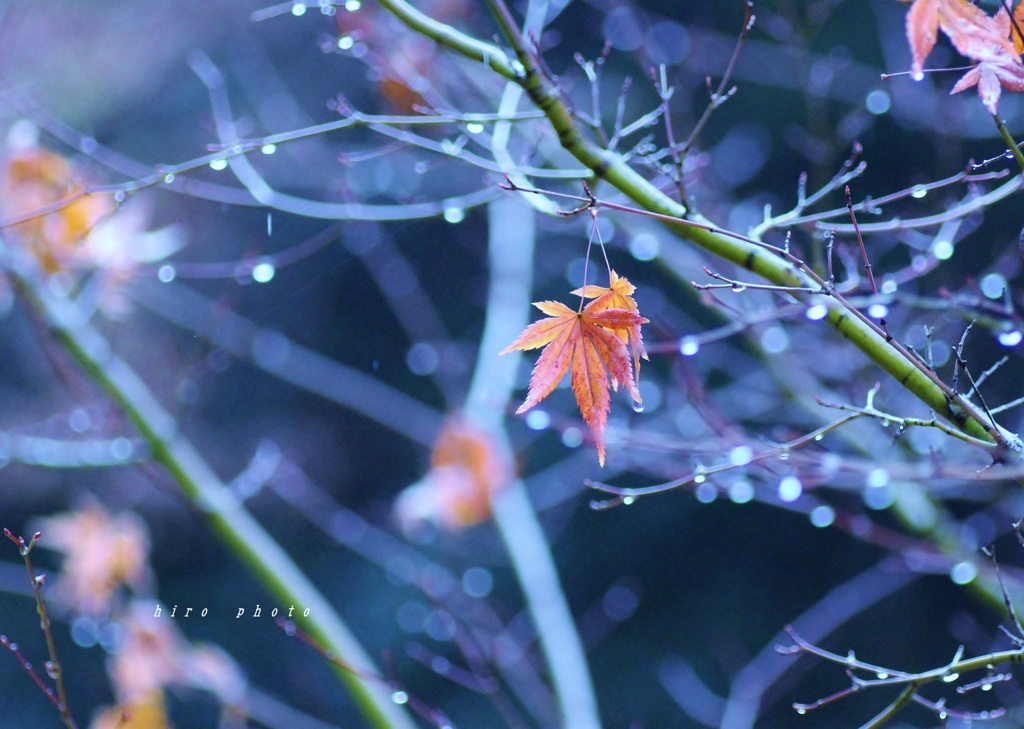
[396,418,512,530]
[0,147,112,273]
[502,275,648,466]
[90,690,171,729]
[37,504,150,616]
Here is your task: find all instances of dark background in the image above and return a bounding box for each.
[1,1,1023,727]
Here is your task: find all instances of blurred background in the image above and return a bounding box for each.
[1,0,1023,727]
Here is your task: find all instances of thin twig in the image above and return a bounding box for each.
[3,530,76,729]
[678,1,754,158]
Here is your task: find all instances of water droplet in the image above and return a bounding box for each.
[695,482,717,503]
[406,342,439,376]
[911,185,927,199]
[261,143,277,155]
[950,562,976,585]
[866,469,889,488]
[932,240,954,260]
[729,446,753,466]
[162,173,175,184]
[525,410,550,430]
[760,326,789,354]
[466,122,484,134]
[631,400,645,413]
[44,661,57,679]
[68,408,91,433]
[345,0,361,9]
[796,708,806,715]
[982,682,992,691]
[337,35,354,50]
[110,437,133,461]
[876,672,889,680]
[980,272,1006,299]
[728,480,754,503]
[113,190,126,204]
[461,567,493,598]
[629,232,660,261]
[679,337,699,357]
[209,158,228,171]
[867,303,888,319]
[998,329,1022,347]
[731,284,747,293]
[391,690,409,705]
[443,207,465,224]
[157,265,176,283]
[912,71,924,82]
[805,303,827,321]
[942,672,959,683]
[810,505,835,528]
[865,89,891,115]
[622,495,635,506]
[561,427,583,448]
[291,2,307,15]
[252,260,276,284]
[778,476,802,502]
[864,483,894,510]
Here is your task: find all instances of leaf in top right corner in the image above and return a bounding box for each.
[905,0,1017,76]
[948,4,1024,114]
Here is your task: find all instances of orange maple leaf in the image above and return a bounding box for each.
[502,276,648,466]
[906,0,1017,77]
[572,269,649,384]
[395,417,514,530]
[904,0,1024,112]
[948,5,1024,113]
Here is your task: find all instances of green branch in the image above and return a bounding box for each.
[5,245,414,729]
[993,112,1024,175]
[376,0,517,81]
[380,0,1022,457]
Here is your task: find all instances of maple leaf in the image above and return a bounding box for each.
[905,0,1018,79]
[501,278,648,466]
[572,269,649,385]
[948,5,1024,113]
[395,417,513,530]
[950,55,1024,113]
